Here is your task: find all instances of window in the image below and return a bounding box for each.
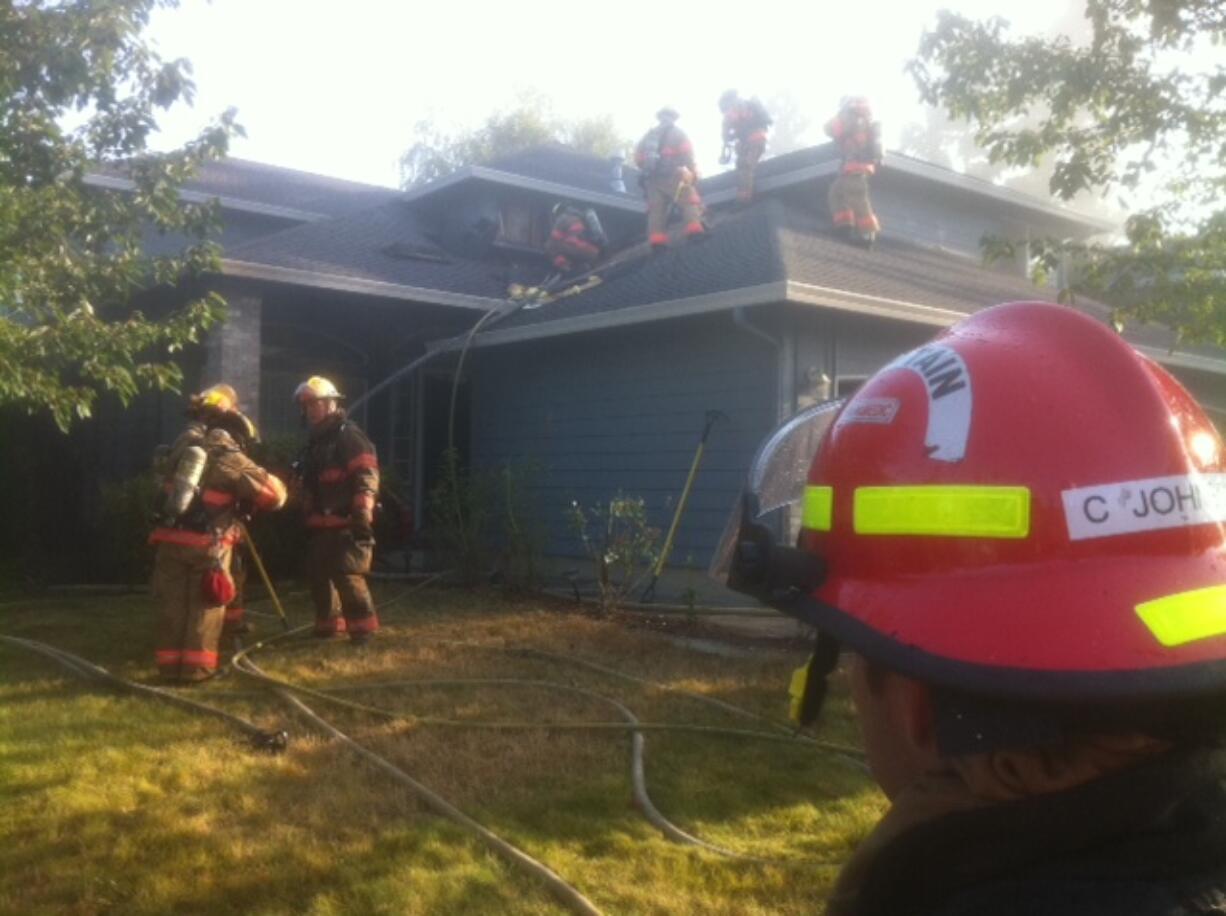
[498,201,547,248]
[836,376,867,399]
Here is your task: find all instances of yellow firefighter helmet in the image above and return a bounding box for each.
[193,383,238,414]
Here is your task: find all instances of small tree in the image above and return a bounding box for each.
[1,0,241,431]
[909,2,1226,341]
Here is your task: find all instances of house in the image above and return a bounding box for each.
[61,144,1226,580]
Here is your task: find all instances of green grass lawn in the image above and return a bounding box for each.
[0,585,885,915]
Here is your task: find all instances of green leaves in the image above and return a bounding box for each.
[399,92,629,188]
[912,1,1226,341]
[0,1,240,431]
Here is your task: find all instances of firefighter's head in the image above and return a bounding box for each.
[839,95,871,118]
[551,201,572,221]
[656,107,680,125]
[189,383,238,418]
[718,90,738,112]
[720,301,1226,790]
[294,375,343,427]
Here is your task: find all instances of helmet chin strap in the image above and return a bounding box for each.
[789,630,841,728]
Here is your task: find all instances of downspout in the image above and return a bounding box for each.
[732,306,794,423]
[732,306,796,540]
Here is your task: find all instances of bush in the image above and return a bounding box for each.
[568,493,660,614]
[95,472,159,588]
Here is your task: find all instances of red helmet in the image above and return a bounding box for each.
[723,301,1226,703]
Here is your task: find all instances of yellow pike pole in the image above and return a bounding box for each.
[640,410,727,603]
[236,521,290,631]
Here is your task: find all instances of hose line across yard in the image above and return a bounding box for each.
[1,592,857,915]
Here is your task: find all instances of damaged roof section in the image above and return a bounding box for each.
[223,200,507,307]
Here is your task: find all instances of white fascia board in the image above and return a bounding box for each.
[786,281,968,328]
[220,259,503,311]
[789,280,1226,376]
[429,281,789,351]
[1132,344,1226,377]
[84,173,328,222]
[401,166,645,213]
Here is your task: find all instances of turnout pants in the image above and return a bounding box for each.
[735,133,766,203]
[545,236,600,274]
[828,172,880,237]
[645,173,705,247]
[307,528,379,638]
[152,541,232,682]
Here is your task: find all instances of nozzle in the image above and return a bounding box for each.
[251,729,290,754]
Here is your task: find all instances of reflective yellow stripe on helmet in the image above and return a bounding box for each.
[1136,585,1226,647]
[854,486,1031,538]
[802,486,833,531]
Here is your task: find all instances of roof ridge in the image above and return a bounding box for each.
[204,157,401,192]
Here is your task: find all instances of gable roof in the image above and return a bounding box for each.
[87,157,402,222]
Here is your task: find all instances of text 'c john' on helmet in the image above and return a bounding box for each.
[714,301,1226,720]
[294,375,344,405]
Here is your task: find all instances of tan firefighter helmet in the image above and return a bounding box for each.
[294,375,344,404]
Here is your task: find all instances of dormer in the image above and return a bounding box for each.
[400,145,645,260]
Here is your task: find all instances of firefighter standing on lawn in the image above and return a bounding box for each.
[294,376,380,643]
[825,95,883,245]
[719,90,772,205]
[545,201,608,276]
[634,107,706,250]
[150,384,286,683]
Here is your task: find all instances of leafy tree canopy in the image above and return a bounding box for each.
[1,0,240,431]
[910,1,1226,341]
[400,92,628,188]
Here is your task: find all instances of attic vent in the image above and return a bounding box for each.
[381,242,451,264]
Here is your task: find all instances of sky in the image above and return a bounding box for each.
[146,0,1083,190]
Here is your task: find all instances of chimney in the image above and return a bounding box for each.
[609,154,626,193]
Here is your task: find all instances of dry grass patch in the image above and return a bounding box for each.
[0,587,885,914]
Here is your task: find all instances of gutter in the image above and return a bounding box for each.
[428,281,789,351]
[219,258,504,311]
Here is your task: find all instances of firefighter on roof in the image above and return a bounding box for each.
[293,376,380,644]
[545,201,608,275]
[717,301,1226,914]
[825,96,883,245]
[718,90,772,205]
[634,107,706,250]
[150,384,286,683]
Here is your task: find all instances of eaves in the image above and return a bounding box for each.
[219,258,504,310]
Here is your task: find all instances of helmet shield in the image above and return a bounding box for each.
[709,399,843,583]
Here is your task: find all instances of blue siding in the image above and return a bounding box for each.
[469,313,778,564]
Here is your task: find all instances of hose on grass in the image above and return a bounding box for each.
[0,633,292,753]
[234,652,606,916]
